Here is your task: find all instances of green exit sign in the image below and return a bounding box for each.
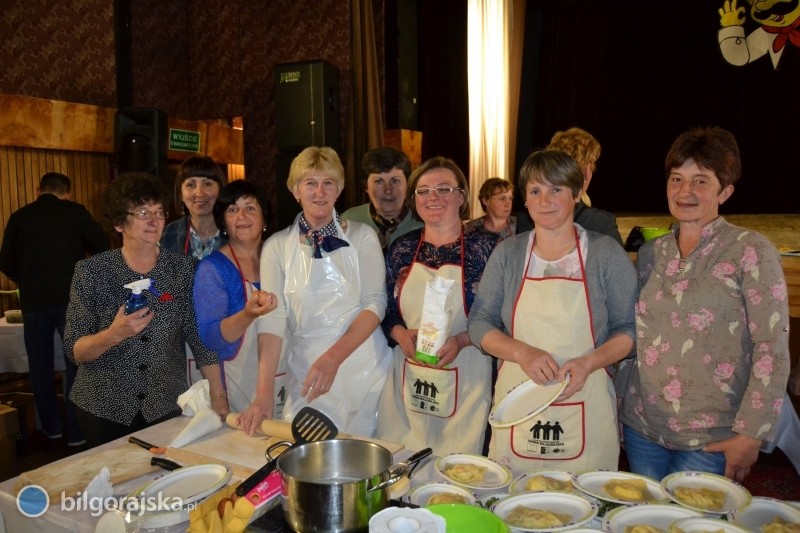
[169,129,201,152]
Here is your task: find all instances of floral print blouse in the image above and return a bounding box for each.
[619,217,789,449]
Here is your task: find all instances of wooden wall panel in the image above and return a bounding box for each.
[0,146,111,315]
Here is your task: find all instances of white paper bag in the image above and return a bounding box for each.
[415,276,455,365]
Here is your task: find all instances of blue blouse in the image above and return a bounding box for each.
[194,250,261,360]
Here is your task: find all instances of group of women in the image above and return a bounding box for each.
[63,125,789,484]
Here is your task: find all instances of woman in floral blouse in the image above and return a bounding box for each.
[618,126,789,482]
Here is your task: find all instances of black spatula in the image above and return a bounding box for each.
[235,406,339,496]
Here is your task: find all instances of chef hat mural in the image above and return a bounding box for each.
[718,0,800,69]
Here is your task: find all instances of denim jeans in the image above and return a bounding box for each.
[23,305,84,443]
[623,424,726,479]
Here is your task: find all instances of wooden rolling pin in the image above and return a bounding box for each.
[225,413,404,453]
[225,413,294,441]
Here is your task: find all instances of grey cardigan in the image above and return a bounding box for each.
[468,228,636,353]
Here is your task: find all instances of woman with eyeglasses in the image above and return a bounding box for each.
[468,150,636,474]
[257,147,391,436]
[64,173,227,447]
[375,157,500,456]
[194,180,282,435]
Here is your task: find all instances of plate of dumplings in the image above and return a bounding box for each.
[661,471,751,515]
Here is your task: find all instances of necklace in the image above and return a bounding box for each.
[534,237,576,262]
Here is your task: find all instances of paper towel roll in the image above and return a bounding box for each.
[368,507,445,533]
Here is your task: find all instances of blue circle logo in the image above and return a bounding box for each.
[17,485,49,518]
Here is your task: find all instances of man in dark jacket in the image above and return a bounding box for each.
[0,172,109,446]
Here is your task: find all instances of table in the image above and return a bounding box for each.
[0,317,65,374]
[0,416,407,533]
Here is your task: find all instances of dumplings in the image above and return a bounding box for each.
[673,486,726,511]
[525,474,571,492]
[505,506,572,528]
[671,529,724,533]
[444,463,486,484]
[603,478,653,502]
[762,516,800,533]
[624,526,665,533]
[427,492,467,505]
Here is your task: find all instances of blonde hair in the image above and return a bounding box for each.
[287,146,345,192]
[547,127,600,206]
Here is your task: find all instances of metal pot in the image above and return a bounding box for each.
[271,439,430,533]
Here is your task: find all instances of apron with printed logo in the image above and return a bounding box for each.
[376,232,492,456]
[490,230,618,473]
[281,219,391,436]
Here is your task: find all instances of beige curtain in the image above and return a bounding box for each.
[467,0,525,219]
[347,0,384,209]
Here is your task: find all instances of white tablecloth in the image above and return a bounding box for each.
[0,317,65,374]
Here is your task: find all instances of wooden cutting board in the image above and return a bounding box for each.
[15,445,160,501]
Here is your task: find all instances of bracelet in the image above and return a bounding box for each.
[210,393,227,402]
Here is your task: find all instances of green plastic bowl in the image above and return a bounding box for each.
[641,227,671,241]
[427,503,510,533]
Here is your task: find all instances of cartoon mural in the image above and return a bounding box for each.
[718,0,800,68]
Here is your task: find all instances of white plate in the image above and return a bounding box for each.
[572,470,668,505]
[728,496,800,531]
[137,464,232,527]
[492,491,598,532]
[510,470,575,494]
[389,476,411,500]
[661,471,751,515]
[435,454,513,490]
[489,377,569,428]
[407,482,477,507]
[668,516,750,533]
[603,504,702,533]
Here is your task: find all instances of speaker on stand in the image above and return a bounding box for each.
[273,60,341,230]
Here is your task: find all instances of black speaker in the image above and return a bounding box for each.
[274,60,340,152]
[115,107,168,181]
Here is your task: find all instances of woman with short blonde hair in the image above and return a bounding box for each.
[257,146,391,436]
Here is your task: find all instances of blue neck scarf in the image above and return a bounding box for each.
[298,213,350,259]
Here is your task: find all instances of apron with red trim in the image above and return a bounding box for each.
[376,232,492,456]
[490,229,618,473]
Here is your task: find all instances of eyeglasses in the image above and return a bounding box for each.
[127,209,168,221]
[414,186,462,197]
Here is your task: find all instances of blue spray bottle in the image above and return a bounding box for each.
[123,279,152,315]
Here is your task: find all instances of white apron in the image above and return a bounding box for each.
[489,230,618,473]
[281,218,391,436]
[187,269,286,418]
[376,232,492,456]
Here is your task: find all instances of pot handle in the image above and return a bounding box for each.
[266,440,293,461]
[367,447,433,493]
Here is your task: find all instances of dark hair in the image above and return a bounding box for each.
[174,156,227,214]
[103,172,166,230]
[477,177,512,213]
[518,150,584,199]
[213,180,272,240]
[407,156,470,221]
[39,172,71,194]
[361,147,412,184]
[664,126,741,189]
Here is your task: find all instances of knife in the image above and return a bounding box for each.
[150,457,182,471]
[129,436,166,454]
